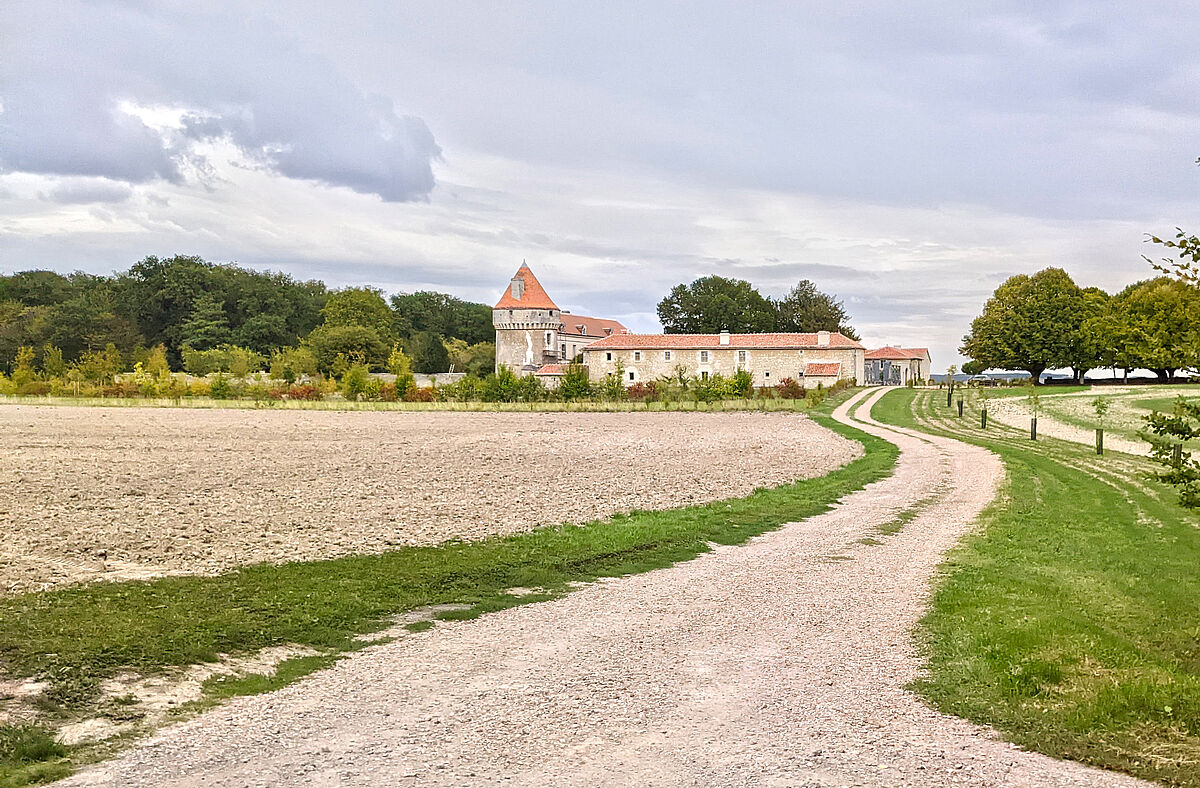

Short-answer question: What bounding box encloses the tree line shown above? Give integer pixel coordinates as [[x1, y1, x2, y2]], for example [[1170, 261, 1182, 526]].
[[0, 255, 496, 378], [961, 267, 1200, 383]]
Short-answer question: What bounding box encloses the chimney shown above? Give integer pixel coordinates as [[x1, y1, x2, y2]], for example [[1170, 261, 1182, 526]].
[[719, 330, 730, 346], [817, 330, 830, 347]]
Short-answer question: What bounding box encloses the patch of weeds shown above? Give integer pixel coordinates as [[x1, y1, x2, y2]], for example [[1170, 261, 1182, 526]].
[[857, 536, 883, 546], [404, 620, 434, 633], [0, 725, 72, 787], [200, 655, 341, 702]]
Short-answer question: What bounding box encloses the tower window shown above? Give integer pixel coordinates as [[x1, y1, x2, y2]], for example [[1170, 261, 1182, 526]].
[[633, 351, 641, 361], [606, 352, 613, 361], [664, 351, 672, 361], [700, 351, 709, 363]]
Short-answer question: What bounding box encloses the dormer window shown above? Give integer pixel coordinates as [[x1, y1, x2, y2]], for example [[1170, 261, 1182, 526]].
[[510, 277, 525, 300]]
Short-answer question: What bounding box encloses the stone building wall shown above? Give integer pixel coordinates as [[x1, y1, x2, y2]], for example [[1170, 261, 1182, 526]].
[[493, 308, 561, 371], [583, 345, 864, 387]]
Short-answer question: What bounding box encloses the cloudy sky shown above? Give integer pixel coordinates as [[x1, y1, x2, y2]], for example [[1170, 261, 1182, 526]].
[[2, 1, 1198, 365]]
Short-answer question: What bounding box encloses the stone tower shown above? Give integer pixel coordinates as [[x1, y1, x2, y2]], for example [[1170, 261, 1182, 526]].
[[493, 263, 563, 374]]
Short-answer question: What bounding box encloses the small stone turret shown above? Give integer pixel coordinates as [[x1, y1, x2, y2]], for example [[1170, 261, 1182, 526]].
[[493, 263, 563, 373]]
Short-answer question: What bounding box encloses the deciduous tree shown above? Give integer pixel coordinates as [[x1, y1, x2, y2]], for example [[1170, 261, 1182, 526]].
[[657, 276, 776, 333]]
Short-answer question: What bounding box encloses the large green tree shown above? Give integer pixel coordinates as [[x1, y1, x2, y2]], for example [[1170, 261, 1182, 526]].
[[1111, 277, 1200, 380], [321, 288, 394, 341], [772, 279, 859, 339], [960, 268, 1091, 384], [304, 324, 389, 373], [657, 276, 776, 333]]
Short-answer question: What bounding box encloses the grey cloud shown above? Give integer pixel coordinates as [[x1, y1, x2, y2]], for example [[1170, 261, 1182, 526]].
[[43, 179, 134, 204], [0, 1, 439, 201]]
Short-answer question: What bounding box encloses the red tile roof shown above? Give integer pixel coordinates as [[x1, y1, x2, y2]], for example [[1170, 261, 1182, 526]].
[[494, 264, 559, 310], [559, 312, 628, 339], [866, 346, 930, 360], [534, 364, 566, 375], [803, 362, 842, 377], [583, 332, 863, 351]]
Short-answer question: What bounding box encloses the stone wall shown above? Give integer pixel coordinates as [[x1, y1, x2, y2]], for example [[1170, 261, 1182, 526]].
[[583, 345, 864, 387]]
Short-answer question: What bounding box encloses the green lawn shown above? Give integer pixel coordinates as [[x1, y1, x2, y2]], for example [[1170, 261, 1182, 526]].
[[0, 393, 895, 786], [873, 388, 1200, 787]]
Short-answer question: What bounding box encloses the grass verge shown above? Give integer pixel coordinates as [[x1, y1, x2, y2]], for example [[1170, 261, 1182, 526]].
[[873, 388, 1200, 787], [0, 390, 896, 784]]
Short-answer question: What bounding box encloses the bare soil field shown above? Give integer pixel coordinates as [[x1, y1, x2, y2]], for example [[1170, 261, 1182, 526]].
[[0, 406, 858, 593]]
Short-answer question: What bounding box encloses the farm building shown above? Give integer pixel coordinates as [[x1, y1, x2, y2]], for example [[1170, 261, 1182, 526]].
[[582, 330, 864, 387], [864, 347, 931, 385], [493, 263, 868, 387]]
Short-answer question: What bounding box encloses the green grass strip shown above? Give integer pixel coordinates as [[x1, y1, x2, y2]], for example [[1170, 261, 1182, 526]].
[[873, 388, 1200, 788], [0, 395, 895, 725]]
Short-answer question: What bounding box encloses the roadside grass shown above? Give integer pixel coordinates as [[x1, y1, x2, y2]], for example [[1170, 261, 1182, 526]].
[[0, 390, 896, 783], [873, 388, 1200, 787], [0, 726, 70, 788]]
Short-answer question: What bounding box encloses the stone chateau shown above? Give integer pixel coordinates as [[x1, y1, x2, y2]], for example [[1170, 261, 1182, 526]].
[[494, 264, 924, 386]]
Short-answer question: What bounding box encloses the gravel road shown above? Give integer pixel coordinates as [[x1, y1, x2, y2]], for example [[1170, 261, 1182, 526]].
[[56, 389, 1148, 787], [0, 407, 856, 592]]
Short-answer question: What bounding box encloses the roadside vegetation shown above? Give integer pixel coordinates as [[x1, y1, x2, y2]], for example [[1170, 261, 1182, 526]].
[[873, 387, 1200, 787], [0, 390, 892, 786]]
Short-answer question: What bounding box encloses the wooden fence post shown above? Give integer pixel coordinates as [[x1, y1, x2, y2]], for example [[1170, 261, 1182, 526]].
[[1096, 428, 1103, 456], [957, 398, 963, 417], [1031, 417, 1037, 440], [981, 408, 987, 429], [1174, 443, 1184, 467]]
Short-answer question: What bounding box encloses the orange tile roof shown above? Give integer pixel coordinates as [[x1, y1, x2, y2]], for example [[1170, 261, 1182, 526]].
[[494, 264, 559, 310], [534, 364, 566, 375], [866, 346, 930, 360], [583, 332, 863, 351], [804, 362, 842, 377], [559, 312, 628, 339]]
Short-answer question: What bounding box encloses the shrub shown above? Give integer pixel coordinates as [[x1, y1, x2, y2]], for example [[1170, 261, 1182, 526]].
[[558, 363, 592, 400], [728, 368, 754, 398], [340, 364, 376, 400], [403, 386, 438, 402], [287, 384, 322, 401], [626, 381, 658, 401], [209, 374, 235, 400], [102, 382, 141, 398], [16, 381, 51, 396], [441, 375, 483, 402], [186, 380, 212, 398], [378, 383, 398, 402], [270, 346, 319, 384], [776, 377, 806, 399]]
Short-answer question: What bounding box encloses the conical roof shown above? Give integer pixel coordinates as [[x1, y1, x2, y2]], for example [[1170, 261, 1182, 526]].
[[494, 263, 559, 310]]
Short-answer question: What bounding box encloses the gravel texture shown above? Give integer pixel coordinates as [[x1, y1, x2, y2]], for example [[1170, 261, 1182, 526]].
[[0, 405, 858, 593], [54, 389, 1149, 788]]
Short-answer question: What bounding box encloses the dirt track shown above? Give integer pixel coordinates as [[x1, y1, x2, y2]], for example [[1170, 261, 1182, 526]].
[[56, 389, 1149, 787], [0, 406, 857, 592]]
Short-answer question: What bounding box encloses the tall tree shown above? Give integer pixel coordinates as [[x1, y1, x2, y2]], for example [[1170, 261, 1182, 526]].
[[657, 276, 776, 333], [321, 287, 394, 341], [772, 279, 859, 339], [179, 294, 232, 350], [408, 330, 450, 374], [960, 268, 1090, 384]]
